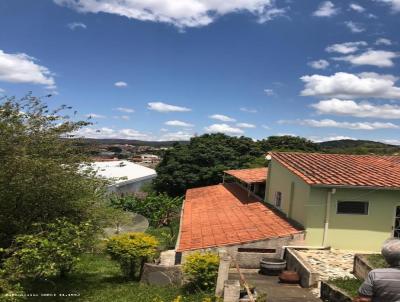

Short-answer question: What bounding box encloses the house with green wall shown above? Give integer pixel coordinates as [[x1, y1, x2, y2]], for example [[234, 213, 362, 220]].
[[265, 152, 400, 252]]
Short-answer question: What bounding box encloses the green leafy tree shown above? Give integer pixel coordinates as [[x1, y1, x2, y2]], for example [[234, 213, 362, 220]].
[[153, 133, 264, 196], [106, 232, 158, 279], [3, 219, 95, 280], [0, 94, 107, 247], [109, 193, 183, 228], [257, 135, 320, 153], [182, 252, 219, 292]]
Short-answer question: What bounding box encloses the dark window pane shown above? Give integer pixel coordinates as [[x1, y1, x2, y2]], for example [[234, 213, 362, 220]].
[[337, 201, 368, 215], [397, 206, 400, 217]]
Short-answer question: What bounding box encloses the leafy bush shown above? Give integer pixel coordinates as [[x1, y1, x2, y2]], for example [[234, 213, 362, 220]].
[[3, 218, 95, 280], [109, 193, 183, 228], [329, 277, 363, 298], [0, 275, 25, 302], [367, 254, 389, 269], [182, 252, 219, 292], [106, 232, 159, 279]]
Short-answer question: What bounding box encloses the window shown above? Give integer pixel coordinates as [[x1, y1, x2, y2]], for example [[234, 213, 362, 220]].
[[274, 191, 282, 208], [238, 248, 276, 253], [337, 201, 369, 215]]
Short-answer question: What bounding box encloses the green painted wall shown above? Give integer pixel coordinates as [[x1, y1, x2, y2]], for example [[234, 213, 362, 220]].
[[309, 187, 400, 251], [266, 159, 310, 227], [267, 158, 400, 251]]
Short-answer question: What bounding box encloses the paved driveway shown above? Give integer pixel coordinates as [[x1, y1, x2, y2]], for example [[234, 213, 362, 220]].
[[229, 270, 322, 302]]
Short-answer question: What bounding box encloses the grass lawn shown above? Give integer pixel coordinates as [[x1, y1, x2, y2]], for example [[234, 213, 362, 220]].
[[20, 253, 211, 302]]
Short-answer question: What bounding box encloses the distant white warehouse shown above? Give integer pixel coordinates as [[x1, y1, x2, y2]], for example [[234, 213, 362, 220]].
[[92, 160, 157, 193]]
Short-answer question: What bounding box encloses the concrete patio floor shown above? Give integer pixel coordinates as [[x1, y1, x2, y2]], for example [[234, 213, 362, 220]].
[[229, 269, 322, 302]]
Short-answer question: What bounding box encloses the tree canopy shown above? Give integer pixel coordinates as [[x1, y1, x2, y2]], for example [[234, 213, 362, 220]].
[[153, 134, 322, 196], [0, 94, 106, 248]]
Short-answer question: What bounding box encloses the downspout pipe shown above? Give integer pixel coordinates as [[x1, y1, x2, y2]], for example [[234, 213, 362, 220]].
[[322, 188, 336, 247]]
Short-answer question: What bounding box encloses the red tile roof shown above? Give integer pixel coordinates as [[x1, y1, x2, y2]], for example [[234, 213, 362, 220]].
[[271, 152, 400, 189], [177, 183, 301, 252], [224, 167, 268, 184]]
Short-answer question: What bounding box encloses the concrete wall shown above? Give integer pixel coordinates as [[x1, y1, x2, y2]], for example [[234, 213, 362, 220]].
[[285, 248, 319, 288], [181, 233, 305, 269], [320, 282, 352, 302], [266, 159, 310, 227], [308, 187, 400, 251], [108, 177, 154, 194], [353, 254, 373, 280]]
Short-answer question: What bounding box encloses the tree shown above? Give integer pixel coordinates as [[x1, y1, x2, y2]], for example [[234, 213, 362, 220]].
[[153, 133, 264, 196], [257, 135, 320, 153], [0, 94, 107, 248]]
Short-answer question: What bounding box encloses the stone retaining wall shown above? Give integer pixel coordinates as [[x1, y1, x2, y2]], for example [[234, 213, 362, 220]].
[[140, 263, 182, 286], [353, 254, 372, 280], [320, 282, 352, 302], [284, 248, 319, 288]]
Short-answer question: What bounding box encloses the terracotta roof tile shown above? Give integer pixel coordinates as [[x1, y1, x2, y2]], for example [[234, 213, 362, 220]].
[[224, 167, 268, 184], [177, 183, 301, 252], [271, 152, 400, 189]]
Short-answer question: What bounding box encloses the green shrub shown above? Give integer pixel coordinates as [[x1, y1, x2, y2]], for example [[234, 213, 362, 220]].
[[329, 277, 363, 298], [0, 274, 25, 302], [182, 252, 219, 292], [106, 232, 159, 279], [109, 193, 183, 228], [3, 218, 95, 280], [367, 254, 389, 269]]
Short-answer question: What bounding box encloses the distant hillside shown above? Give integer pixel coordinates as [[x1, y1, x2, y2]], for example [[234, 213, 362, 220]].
[[319, 139, 400, 155], [77, 138, 188, 147]]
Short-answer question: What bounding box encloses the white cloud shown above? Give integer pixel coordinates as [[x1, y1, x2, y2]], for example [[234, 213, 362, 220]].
[[334, 50, 399, 68], [312, 98, 400, 119], [349, 3, 365, 12], [376, 0, 400, 12], [344, 21, 365, 33], [300, 72, 400, 99], [381, 139, 400, 145], [262, 124, 271, 130], [74, 127, 152, 140], [148, 102, 191, 112], [114, 107, 135, 113], [204, 123, 244, 135], [114, 81, 127, 87], [326, 41, 367, 54], [376, 38, 392, 46], [313, 1, 338, 17], [309, 135, 355, 142], [67, 22, 87, 30], [240, 107, 258, 113], [119, 115, 130, 120], [54, 0, 287, 29], [0, 88, 4, 93], [308, 59, 330, 69], [209, 114, 236, 122], [264, 88, 275, 96], [0, 50, 55, 88], [85, 113, 106, 119], [285, 118, 399, 130], [236, 122, 256, 128], [165, 120, 194, 127], [159, 131, 193, 141]]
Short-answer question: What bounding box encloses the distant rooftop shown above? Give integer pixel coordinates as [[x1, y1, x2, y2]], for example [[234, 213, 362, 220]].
[[224, 167, 268, 184], [177, 183, 301, 252], [91, 160, 156, 185], [271, 152, 400, 189]]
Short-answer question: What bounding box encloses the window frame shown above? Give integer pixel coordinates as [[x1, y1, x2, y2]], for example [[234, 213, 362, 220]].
[[274, 191, 282, 208], [336, 200, 369, 215]]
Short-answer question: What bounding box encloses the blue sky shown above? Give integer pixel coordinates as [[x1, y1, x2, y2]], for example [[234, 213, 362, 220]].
[[1, 0, 400, 143]]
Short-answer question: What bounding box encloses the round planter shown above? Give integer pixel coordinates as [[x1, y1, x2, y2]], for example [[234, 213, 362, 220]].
[[260, 258, 287, 276]]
